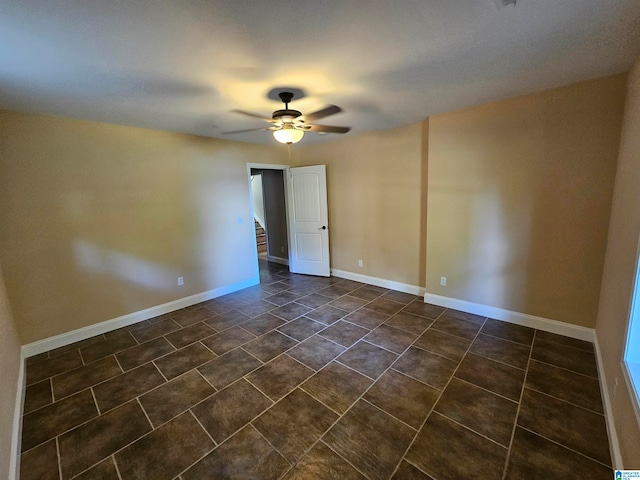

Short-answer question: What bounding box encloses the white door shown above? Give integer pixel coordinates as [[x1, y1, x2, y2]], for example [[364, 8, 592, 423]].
[[287, 165, 330, 276]]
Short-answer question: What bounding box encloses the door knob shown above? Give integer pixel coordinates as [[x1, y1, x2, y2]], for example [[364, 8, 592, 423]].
[[319, 226, 327, 230]]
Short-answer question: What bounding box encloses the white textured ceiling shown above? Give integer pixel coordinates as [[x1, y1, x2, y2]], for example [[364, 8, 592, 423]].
[[1, 0, 639, 144]]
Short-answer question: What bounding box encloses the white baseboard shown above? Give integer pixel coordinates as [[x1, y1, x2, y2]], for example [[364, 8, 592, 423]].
[[9, 352, 25, 480], [331, 269, 424, 296], [267, 255, 289, 266], [593, 333, 623, 469], [21, 276, 260, 358], [422, 292, 595, 342]]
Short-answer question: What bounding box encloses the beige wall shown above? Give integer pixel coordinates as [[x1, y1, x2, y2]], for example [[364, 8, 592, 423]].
[[0, 263, 22, 480], [0, 111, 285, 343], [596, 57, 640, 467], [426, 74, 627, 327], [296, 123, 426, 288]]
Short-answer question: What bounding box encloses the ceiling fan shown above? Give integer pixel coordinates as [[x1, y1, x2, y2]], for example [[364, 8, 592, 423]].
[[222, 91, 351, 144]]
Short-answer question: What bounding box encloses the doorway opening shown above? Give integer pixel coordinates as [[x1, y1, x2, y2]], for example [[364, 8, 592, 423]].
[[247, 164, 290, 283]]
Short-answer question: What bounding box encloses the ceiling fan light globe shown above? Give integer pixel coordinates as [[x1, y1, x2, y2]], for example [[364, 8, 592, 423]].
[[273, 128, 304, 145]]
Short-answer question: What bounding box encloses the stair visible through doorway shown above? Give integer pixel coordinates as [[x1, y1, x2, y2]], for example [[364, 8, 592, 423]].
[[255, 220, 267, 253]]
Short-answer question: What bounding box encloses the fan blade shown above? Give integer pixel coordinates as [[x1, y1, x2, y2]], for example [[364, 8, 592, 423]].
[[302, 105, 342, 122], [222, 127, 273, 134], [231, 109, 275, 123], [306, 124, 351, 134]]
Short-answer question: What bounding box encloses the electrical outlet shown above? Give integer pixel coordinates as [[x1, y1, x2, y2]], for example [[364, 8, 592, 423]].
[[177, 276, 184, 286], [440, 276, 447, 286], [358, 259, 363, 268]]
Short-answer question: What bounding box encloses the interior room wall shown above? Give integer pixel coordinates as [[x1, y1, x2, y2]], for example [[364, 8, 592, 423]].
[[0, 111, 284, 344], [596, 56, 640, 467], [0, 262, 22, 480], [295, 123, 425, 288], [426, 74, 627, 328]]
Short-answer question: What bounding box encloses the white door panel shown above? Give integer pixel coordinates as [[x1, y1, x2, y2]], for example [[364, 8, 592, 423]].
[[287, 165, 330, 276]]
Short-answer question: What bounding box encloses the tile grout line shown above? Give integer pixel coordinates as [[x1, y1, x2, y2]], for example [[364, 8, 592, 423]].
[[112, 454, 123, 480], [527, 357, 599, 380], [516, 424, 613, 469], [500, 329, 536, 480], [523, 385, 607, 416], [387, 312, 488, 480], [187, 409, 218, 447], [55, 436, 63, 480]]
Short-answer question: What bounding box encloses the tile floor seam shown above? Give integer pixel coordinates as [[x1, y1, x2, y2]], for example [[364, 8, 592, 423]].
[[387, 367, 444, 392], [169, 437, 218, 480], [112, 454, 123, 480], [89, 387, 101, 416], [527, 357, 599, 379], [152, 360, 170, 383], [55, 436, 63, 480], [317, 438, 378, 480], [136, 396, 155, 431], [428, 324, 481, 343], [188, 409, 218, 447], [500, 327, 536, 480], [360, 397, 418, 433], [242, 376, 278, 406], [194, 367, 218, 393], [462, 349, 527, 372], [387, 316, 488, 480], [250, 424, 294, 468], [515, 424, 613, 469], [522, 385, 606, 416], [534, 337, 594, 354], [476, 331, 534, 347], [450, 376, 520, 405]]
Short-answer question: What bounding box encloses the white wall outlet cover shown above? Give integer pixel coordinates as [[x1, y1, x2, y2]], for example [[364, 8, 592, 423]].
[[177, 276, 184, 286], [440, 277, 447, 286], [358, 259, 363, 267]]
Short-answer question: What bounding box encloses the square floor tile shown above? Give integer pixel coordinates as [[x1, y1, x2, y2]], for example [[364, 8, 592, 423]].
[[266, 291, 303, 306], [170, 306, 215, 327], [301, 361, 372, 414], [344, 309, 389, 330], [385, 311, 433, 336], [93, 362, 165, 413], [200, 326, 256, 355], [530, 339, 597, 378], [139, 370, 215, 427], [401, 301, 445, 319], [365, 369, 439, 429], [236, 299, 278, 318], [278, 317, 326, 341], [430, 314, 483, 340], [271, 302, 313, 321], [469, 334, 530, 369], [296, 292, 334, 309], [69, 456, 119, 480], [405, 413, 507, 480], [319, 320, 369, 347], [246, 355, 315, 401], [323, 399, 414, 480], [192, 378, 273, 443], [480, 318, 534, 346], [535, 331, 594, 352], [454, 353, 525, 401], [365, 297, 404, 316], [164, 321, 215, 349], [525, 359, 603, 413], [434, 377, 518, 446], [58, 400, 152, 479], [413, 328, 470, 362], [115, 337, 175, 371], [198, 348, 263, 390], [79, 333, 137, 364], [20, 439, 59, 480], [153, 342, 215, 380], [242, 313, 286, 335], [205, 310, 250, 331], [21, 389, 98, 452], [287, 335, 346, 371], [329, 295, 369, 313], [282, 442, 367, 480], [337, 341, 398, 379], [350, 285, 389, 301], [393, 347, 457, 389], [381, 291, 419, 305], [115, 411, 214, 480], [305, 304, 347, 325], [182, 425, 289, 480], [253, 388, 338, 463], [243, 330, 298, 362], [364, 324, 418, 354], [517, 388, 610, 465], [23, 379, 53, 414], [131, 318, 181, 343], [505, 427, 612, 479]]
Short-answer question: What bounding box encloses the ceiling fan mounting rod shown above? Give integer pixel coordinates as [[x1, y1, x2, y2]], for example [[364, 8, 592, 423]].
[[279, 91, 294, 109]]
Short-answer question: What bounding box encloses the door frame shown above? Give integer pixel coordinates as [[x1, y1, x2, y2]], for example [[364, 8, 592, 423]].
[[246, 163, 291, 274]]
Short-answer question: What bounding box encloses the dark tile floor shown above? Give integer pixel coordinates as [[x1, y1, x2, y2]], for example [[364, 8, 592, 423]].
[[20, 261, 613, 480]]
